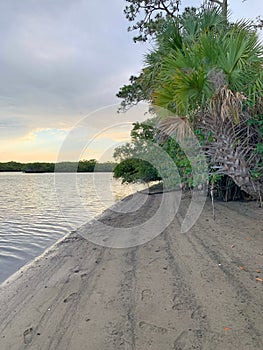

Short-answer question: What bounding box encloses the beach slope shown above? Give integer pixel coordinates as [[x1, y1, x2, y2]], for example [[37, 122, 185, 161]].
[[0, 193, 262, 349]]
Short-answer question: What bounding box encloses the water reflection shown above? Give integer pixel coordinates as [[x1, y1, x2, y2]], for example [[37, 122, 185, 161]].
[[0, 172, 145, 283]]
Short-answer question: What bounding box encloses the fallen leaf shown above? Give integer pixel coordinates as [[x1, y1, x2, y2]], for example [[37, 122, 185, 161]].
[[245, 237, 251, 241], [224, 327, 232, 331], [256, 269, 261, 273], [256, 277, 263, 282], [239, 266, 245, 271]]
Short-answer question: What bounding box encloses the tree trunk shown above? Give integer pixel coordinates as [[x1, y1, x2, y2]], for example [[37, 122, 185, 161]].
[[221, 0, 228, 19], [202, 86, 263, 201], [206, 123, 263, 199], [209, 0, 228, 19]]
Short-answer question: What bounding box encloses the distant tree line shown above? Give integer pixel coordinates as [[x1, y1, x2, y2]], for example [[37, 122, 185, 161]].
[[0, 160, 116, 173]]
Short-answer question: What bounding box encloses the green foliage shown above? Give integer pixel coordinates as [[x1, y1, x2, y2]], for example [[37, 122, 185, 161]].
[[130, 120, 156, 141], [94, 162, 117, 172], [161, 137, 192, 188], [119, 7, 263, 115], [123, 0, 230, 42], [118, 3, 263, 198], [113, 119, 157, 162], [0, 161, 23, 172], [113, 121, 206, 189], [124, 0, 180, 42], [0, 160, 117, 173], [23, 162, 55, 172], [113, 158, 160, 184], [113, 120, 161, 184], [77, 159, 97, 172], [119, 7, 228, 113], [113, 143, 136, 162], [152, 14, 262, 115], [116, 74, 150, 112]]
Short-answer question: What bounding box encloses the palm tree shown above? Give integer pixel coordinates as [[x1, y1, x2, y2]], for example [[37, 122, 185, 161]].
[[143, 7, 263, 199]]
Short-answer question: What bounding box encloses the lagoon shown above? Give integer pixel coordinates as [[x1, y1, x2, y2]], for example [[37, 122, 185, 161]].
[[0, 172, 144, 283]]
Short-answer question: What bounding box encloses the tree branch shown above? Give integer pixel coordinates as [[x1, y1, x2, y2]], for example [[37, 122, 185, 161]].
[[160, 0, 177, 18], [209, 0, 223, 5]]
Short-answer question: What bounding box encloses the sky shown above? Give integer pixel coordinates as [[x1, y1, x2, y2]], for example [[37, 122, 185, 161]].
[[0, 0, 262, 163]]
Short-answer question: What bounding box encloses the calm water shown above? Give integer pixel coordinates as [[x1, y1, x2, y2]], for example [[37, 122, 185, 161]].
[[0, 172, 144, 283]]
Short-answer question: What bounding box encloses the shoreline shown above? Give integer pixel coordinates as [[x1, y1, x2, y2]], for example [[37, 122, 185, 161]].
[[0, 233, 70, 288], [0, 192, 262, 349], [0, 173, 147, 285], [0, 189, 143, 287], [1, 190, 259, 287]]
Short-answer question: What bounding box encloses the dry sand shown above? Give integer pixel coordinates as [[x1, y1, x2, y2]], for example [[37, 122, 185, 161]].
[[0, 192, 262, 350]]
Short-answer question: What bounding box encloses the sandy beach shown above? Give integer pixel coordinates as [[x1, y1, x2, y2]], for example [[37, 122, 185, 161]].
[[0, 192, 262, 350]]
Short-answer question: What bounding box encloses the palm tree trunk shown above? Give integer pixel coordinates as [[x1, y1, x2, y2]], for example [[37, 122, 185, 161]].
[[206, 123, 263, 199], [209, 0, 228, 19]]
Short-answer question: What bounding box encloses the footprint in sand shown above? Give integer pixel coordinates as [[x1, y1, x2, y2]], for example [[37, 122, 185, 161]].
[[63, 292, 78, 303], [141, 289, 153, 302], [139, 321, 168, 334], [174, 329, 203, 349], [23, 327, 34, 344]]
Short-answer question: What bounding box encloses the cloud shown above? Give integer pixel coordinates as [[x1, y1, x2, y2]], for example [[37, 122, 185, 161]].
[[0, 0, 145, 125], [19, 127, 70, 142], [0, 0, 262, 161]]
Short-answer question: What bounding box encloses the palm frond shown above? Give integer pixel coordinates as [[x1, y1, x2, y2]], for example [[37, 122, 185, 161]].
[[217, 25, 263, 91], [209, 86, 245, 123], [156, 116, 192, 143]]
